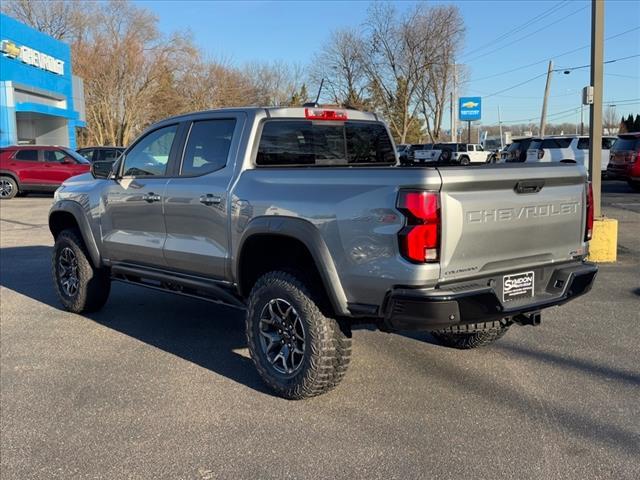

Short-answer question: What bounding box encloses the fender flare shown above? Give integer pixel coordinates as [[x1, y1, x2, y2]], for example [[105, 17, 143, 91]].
[[49, 200, 102, 268], [234, 216, 349, 316], [0, 170, 21, 189]]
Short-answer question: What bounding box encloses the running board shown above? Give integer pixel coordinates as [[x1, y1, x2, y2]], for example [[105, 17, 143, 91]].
[[110, 264, 246, 309]]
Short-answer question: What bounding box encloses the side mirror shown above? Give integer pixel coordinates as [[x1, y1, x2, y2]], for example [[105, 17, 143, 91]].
[[91, 160, 114, 180]]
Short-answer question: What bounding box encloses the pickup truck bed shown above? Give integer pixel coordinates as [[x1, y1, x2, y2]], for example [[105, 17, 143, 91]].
[[49, 106, 596, 399]]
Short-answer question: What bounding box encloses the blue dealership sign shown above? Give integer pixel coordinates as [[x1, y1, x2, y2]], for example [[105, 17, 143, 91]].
[[459, 97, 481, 121]]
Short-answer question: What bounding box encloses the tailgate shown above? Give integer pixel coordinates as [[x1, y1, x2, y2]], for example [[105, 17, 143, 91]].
[[436, 164, 587, 282]]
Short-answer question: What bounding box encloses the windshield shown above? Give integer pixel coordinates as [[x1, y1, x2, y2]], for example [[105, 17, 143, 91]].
[[62, 148, 90, 164], [612, 137, 640, 151]]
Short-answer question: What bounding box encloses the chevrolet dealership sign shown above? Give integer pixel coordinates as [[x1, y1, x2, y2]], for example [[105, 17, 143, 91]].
[[459, 96, 482, 122], [1, 39, 64, 75]]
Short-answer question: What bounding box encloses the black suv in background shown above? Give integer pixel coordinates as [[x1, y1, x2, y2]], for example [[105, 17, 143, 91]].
[[501, 137, 534, 162], [77, 146, 125, 164]]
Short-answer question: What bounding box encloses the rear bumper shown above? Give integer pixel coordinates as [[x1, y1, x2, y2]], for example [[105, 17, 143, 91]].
[[382, 261, 597, 331]]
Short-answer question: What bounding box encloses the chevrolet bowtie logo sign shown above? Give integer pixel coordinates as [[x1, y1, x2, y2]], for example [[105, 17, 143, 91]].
[[1, 39, 65, 75], [459, 96, 482, 122]]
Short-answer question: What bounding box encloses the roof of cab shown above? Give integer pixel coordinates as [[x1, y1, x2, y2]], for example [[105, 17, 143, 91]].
[[157, 106, 380, 124]]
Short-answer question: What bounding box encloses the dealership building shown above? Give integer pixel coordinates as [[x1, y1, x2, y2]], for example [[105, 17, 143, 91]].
[[0, 13, 85, 149]]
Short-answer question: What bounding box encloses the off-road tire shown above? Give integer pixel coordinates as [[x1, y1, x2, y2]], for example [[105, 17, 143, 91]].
[[246, 271, 351, 399], [52, 229, 111, 313], [0, 176, 18, 200], [459, 155, 470, 165], [431, 320, 511, 349]]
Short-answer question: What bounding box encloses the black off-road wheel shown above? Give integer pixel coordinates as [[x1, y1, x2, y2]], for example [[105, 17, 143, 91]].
[[459, 155, 471, 165], [52, 229, 111, 313], [0, 176, 18, 200], [431, 320, 511, 349], [246, 271, 352, 399]]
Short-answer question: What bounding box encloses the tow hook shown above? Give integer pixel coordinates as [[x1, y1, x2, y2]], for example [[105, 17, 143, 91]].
[[513, 311, 541, 326]]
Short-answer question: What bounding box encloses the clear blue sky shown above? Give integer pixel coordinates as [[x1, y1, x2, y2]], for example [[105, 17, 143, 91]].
[[136, 0, 640, 126]]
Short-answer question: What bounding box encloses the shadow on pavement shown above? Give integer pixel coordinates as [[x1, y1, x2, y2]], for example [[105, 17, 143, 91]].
[[0, 245, 269, 395], [494, 342, 640, 387], [2, 244, 639, 450]]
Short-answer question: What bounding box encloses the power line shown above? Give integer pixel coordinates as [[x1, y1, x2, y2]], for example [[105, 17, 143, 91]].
[[481, 55, 640, 99], [466, 4, 589, 64], [460, 1, 569, 59], [467, 26, 640, 83]]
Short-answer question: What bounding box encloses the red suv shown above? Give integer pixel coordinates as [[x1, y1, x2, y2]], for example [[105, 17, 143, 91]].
[[0, 146, 90, 199], [607, 133, 640, 192]]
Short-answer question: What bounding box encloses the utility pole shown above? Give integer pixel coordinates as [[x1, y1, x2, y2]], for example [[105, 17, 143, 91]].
[[451, 63, 457, 142], [589, 0, 604, 218], [539, 60, 554, 137], [498, 105, 504, 149]]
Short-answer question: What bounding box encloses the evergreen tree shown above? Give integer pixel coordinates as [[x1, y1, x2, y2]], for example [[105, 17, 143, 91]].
[[626, 114, 635, 131], [633, 114, 640, 132]]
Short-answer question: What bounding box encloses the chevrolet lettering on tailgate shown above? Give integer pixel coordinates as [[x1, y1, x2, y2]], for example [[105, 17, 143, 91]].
[[466, 201, 580, 224]]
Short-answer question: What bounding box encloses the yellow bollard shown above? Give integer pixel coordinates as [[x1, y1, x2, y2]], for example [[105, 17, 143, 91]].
[[587, 218, 618, 263]]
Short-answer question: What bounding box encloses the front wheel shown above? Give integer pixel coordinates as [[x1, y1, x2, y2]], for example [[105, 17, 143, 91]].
[[0, 176, 18, 199], [52, 229, 111, 313], [431, 320, 511, 349], [246, 271, 352, 399]]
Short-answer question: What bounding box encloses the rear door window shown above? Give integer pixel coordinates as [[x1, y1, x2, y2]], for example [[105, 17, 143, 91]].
[[181, 119, 236, 175], [44, 150, 68, 162], [78, 149, 95, 161], [256, 121, 394, 166], [15, 149, 39, 161]]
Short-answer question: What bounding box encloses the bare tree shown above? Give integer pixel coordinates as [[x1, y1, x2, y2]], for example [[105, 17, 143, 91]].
[[243, 61, 305, 106], [414, 5, 465, 142], [311, 28, 368, 108], [603, 105, 618, 134], [1, 0, 90, 41], [358, 3, 464, 144]]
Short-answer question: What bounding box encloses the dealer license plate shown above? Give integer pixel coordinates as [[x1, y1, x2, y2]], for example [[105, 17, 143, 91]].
[[503, 271, 534, 302]]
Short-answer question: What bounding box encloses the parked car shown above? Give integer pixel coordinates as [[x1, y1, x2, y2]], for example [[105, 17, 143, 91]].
[[501, 137, 534, 163], [432, 143, 488, 164], [0, 145, 90, 199], [606, 132, 640, 191], [525, 136, 616, 173], [49, 106, 596, 399], [399, 144, 432, 164], [77, 146, 125, 164]]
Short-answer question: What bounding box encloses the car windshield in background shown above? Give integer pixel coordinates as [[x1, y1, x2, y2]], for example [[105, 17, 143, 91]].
[[256, 121, 395, 166], [612, 137, 640, 151], [63, 148, 90, 164]]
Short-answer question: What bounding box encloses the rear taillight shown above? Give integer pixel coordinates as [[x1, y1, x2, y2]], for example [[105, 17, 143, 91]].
[[537, 149, 544, 160], [397, 191, 440, 263], [585, 182, 594, 241], [304, 108, 348, 121]]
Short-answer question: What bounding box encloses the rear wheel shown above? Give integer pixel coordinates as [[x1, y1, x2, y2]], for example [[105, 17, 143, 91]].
[[431, 320, 511, 349], [0, 176, 18, 200], [246, 271, 351, 399], [52, 229, 111, 313], [459, 155, 470, 165]]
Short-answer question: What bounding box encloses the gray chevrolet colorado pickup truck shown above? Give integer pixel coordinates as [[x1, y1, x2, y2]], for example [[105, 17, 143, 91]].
[[49, 107, 597, 399]]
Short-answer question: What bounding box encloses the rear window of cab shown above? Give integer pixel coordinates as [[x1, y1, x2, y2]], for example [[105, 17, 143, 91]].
[[256, 120, 396, 167]]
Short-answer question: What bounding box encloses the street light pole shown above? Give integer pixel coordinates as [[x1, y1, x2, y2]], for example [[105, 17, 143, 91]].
[[589, 0, 604, 218], [539, 60, 554, 137]]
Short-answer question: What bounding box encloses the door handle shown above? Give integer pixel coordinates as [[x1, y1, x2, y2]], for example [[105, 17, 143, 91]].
[[199, 194, 222, 206], [142, 192, 161, 203]]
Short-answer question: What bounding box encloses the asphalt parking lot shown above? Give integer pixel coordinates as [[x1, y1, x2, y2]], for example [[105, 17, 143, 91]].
[[1, 182, 639, 480]]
